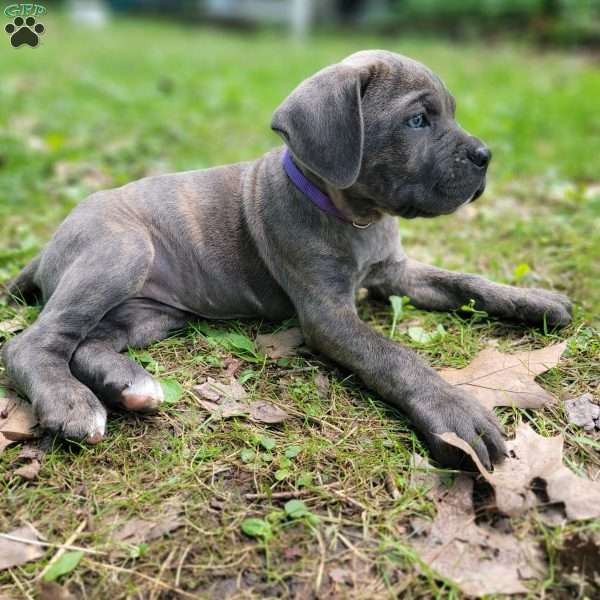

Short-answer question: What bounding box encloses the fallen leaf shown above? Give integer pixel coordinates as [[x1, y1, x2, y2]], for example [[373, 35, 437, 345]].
[[0, 393, 37, 454], [314, 373, 330, 399], [565, 393, 599, 431], [193, 378, 290, 423], [0, 524, 45, 570], [247, 400, 290, 423], [411, 474, 546, 596], [439, 342, 566, 410], [111, 510, 182, 545], [440, 424, 600, 521], [14, 459, 41, 480], [17, 443, 45, 461], [223, 357, 242, 377], [38, 581, 77, 600], [12, 441, 46, 480], [256, 328, 304, 359], [194, 377, 246, 402], [197, 398, 248, 419]]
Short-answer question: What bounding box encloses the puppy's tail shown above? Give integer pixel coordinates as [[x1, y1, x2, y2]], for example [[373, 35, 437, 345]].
[[3, 255, 42, 305]]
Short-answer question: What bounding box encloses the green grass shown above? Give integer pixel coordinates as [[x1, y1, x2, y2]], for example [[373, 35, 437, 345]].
[[1, 14, 599, 599]]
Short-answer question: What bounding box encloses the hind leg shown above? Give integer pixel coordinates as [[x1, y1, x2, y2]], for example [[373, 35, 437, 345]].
[[2, 237, 153, 442], [71, 299, 191, 412]]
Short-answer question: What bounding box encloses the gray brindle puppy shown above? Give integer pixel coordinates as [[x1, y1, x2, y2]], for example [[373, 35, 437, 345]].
[[3, 50, 572, 468]]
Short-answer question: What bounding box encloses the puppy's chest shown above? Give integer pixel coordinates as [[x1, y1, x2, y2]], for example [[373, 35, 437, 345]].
[[350, 219, 403, 283]]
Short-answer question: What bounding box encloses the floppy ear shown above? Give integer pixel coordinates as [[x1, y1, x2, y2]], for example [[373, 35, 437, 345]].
[[271, 64, 365, 189]]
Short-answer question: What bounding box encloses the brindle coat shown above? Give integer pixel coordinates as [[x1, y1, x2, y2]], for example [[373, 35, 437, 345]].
[[3, 50, 571, 468]]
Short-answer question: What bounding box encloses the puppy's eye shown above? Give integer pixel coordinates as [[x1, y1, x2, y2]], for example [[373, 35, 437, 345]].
[[405, 113, 428, 129]]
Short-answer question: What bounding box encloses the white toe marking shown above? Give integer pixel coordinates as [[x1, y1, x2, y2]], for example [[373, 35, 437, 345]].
[[124, 378, 164, 403], [93, 409, 107, 436]]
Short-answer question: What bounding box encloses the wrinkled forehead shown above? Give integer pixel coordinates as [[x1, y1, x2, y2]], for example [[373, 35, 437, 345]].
[[343, 50, 455, 112]]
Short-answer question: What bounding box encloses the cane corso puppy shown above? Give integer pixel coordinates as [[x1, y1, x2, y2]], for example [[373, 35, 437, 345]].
[[3, 50, 572, 468]]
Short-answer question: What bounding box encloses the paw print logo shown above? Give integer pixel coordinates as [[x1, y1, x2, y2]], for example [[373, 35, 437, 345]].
[[5, 16, 45, 48]]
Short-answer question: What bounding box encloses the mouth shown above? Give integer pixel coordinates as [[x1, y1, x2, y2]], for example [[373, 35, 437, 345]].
[[469, 180, 486, 203]]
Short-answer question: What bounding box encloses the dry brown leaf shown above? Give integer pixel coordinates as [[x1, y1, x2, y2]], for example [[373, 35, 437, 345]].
[[0, 524, 45, 570], [193, 377, 290, 423], [411, 474, 546, 596], [439, 342, 566, 410], [565, 393, 599, 431], [12, 442, 46, 480], [197, 398, 248, 419], [440, 424, 600, 521], [14, 459, 41, 480], [111, 510, 182, 545], [247, 400, 290, 424], [38, 582, 77, 600], [0, 393, 37, 454], [256, 328, 304, 359], [194, 377, 246, 402], [198, 399, 290, 423], [223, 357, 242, 377], [315, 373, 330, 399]]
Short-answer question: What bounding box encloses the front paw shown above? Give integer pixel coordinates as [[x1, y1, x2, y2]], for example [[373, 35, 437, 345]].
[[518, 288, 572, 328], [410, 387, 506, 470], [33, 383, 107, 443]]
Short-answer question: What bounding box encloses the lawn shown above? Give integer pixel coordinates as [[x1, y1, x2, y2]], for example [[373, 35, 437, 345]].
[[1, 13, 599, 599]]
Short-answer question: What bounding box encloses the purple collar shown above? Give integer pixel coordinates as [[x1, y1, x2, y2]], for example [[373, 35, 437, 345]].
[[282, 148, 371, 228]]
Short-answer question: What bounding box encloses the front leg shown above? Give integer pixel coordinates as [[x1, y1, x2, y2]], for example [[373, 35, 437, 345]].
[[296, 294, 506, 469], [368, 258, 572, 328]]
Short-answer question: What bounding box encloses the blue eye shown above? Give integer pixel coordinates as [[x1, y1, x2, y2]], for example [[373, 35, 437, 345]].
[[405, 113, 428, 128]]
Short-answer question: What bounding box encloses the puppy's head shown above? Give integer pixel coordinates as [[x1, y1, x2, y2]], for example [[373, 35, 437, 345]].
[[272, 50, 491, 219]]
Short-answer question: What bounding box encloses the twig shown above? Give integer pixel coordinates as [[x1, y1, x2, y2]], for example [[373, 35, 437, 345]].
[[244, 489, 314, 500], [150, 547, 176, 600], [0, 533, 105, 555], [86, 559, 200, 599], [313, 526, 326, 595], [384, 472, 401, 500], [37, 519, 87, 581], [175, 544, 192, 588], [9, 570, 33, 600], [329, 488, 369, 511], [244, 482, 339, 500], [336, 532, 370, 562]]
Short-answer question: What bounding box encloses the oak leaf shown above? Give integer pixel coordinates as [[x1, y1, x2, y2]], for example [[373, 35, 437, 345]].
[[0, 392, 37, 454], [411, 473, 546, 596], [256, 328, 304, 359], [0, 524, 44, 571], [440, 424, 600, 521], [439, 342, 566, 410]]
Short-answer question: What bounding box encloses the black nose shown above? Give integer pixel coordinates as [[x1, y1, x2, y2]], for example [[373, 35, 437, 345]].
[[467, 145, 491, 168]]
